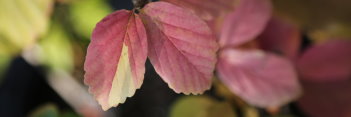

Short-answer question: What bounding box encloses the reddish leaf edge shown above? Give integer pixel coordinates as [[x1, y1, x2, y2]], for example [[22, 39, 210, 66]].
[[85, 10, 148, 111], [139, 1, 218, 95]]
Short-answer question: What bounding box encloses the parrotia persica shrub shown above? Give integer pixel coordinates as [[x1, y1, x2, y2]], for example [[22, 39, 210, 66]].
[[84, 1, 218, 110], [85, 0, 302, 111]]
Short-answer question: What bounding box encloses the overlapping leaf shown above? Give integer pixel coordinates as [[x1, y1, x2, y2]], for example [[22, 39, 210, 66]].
[[297, 39, 351, 117], [84, 10, 147, 110], [161, 0, 236, 21], [217, 49, 301, 107], [220, 0, 272, 47], [140, 2, 218, 94], [297, 39, 351, 82], [257, 18, 301, 59]]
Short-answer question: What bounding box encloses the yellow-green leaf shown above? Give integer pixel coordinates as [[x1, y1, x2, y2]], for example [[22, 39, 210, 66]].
[[38, 21, 74, 71], [29, 103, 59, 117], [0, 0, 53, 54], [69, 0, 111, 39], [170, 96, 236, 117]]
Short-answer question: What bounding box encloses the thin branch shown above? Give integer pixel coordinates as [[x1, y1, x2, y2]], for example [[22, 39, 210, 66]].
[[132, 0, 150, 10]]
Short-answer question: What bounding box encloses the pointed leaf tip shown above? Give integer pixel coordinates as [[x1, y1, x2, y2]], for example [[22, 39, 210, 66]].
[[140, 1, 219, 94], [84, 10, 147, 110]]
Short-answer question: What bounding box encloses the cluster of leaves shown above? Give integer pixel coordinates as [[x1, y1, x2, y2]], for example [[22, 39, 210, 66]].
[[85, 0, 299, 111], [84, 1, 218, 110], [85, 0, 351, 116], [1, 0, 351, 116]]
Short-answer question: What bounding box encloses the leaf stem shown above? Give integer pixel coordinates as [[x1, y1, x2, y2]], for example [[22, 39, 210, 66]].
[[132, 0, 150, 10]]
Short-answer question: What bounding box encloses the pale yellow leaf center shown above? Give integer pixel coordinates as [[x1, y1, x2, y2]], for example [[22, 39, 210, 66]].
[[108, 43, 135, 108]]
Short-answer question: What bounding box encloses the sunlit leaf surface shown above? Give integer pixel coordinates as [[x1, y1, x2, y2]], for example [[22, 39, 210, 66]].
[[140, 1, 218, 94], [84, 10, 148, 110]]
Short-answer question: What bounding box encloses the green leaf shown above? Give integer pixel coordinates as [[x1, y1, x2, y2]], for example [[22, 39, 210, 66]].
[[61, 111, 81, 117], [170, 96, 236, 117], [0, 55, 11, 84], [38, 21, 74, 71], [208, 102, 237, 117], [69, 0, 111, 39], [0, 0, 53, 53], [171, 96, 214, 117], [243, 106, 259, 117], [29, 103, 59, 117]]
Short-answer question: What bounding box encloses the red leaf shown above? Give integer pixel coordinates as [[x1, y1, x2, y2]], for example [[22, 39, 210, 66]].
[[298, 81, 351, 117], [220, 0, 272, 47], [217, 49, 301, 107], [140, 2, 219, 94], [297, 39, 351, 82], [161, 0, 236, 21], [84, 10, 147, 110], [161, 0, 237, 36], [257, 17, 301, 59]]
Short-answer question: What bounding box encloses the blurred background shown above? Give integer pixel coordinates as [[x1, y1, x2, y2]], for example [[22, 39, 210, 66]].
[[0, 0, 351, 117]]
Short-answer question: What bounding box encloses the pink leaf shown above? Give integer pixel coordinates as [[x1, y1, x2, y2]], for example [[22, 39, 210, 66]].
[[140, 2, 219, 94], [161, 0, 236, 21], [257, 17, 301, 59], [217, 49, 301, 107], [297, 39, 351, 82], [220, 0, 272, 47], [161, 0, 237, 36], [84, 10, 147, 110]]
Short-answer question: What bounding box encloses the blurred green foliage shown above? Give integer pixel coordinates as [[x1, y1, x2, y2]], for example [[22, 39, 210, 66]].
[[29, 103, 80, 117], [69, 0, 112, 39], [170, 96, 236, 117], [0, 0, 53, 53], [0, 0, 112, 75], [60, 112, 80, 117], [29, 103, 59, 117], [37, 20, 74, 71], [0, 0, 54, 82], [0, 55, 11, 83], [273, 0, 351, 42]]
